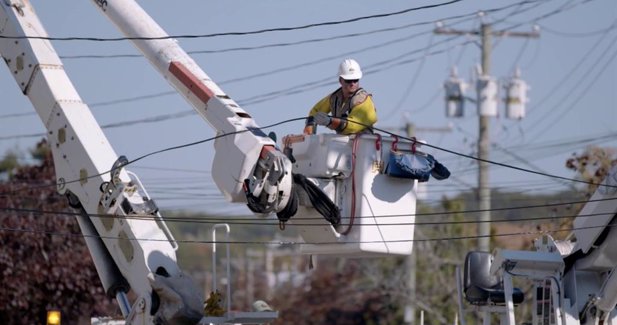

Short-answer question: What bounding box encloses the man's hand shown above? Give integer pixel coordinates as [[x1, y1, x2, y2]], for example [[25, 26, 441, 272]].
[[314, 112, 332, 126]]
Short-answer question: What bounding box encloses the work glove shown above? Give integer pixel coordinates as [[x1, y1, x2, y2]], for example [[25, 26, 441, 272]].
[[313, 112, 332, 126]]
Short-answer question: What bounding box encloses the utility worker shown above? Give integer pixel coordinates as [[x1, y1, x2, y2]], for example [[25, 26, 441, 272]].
[[303, 59, 377, 135]]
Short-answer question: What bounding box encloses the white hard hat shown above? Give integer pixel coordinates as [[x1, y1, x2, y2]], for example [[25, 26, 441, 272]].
[[338, 58, 363, 80]]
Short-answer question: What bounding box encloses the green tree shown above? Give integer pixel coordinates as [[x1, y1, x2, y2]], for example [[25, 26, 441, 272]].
[[270, 257, 402, 325], [0, 149, 19, 177], [30, 140, 52, 163], [0, 140, 117, 324], [566, 145, 617, 195], [412, 197, 473, 325]]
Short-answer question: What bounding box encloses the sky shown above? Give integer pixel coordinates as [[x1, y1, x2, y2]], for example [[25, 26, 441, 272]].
[[0, 0, 616, 215]]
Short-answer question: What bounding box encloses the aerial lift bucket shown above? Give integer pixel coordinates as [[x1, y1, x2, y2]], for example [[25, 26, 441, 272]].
[[284, 133, 418, 257]]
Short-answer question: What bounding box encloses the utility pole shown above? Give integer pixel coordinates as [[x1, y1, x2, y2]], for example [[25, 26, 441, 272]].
[[478, 23, 492, 253], [395, 122, 452, 325], [435, 21, 539, 252]]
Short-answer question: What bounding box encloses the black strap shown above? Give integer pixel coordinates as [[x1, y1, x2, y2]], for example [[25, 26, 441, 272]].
[[292, 173, 341, 226]]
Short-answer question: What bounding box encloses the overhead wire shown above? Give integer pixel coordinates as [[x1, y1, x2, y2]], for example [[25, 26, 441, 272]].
[[373, 0, 594, 124], [3, 161, 575, 198], [456, 130, 617, 168], [492, 1, 611, 132], [443, 134, 617, 175], [485, 0, 595, 57], [35, 0, 534, 119], [0, 209, 609, 228], [384, 34, 435, 122], [0, 116, 300, 197], [141, 129, 597, 200], [0, 13, 476, 123], [6, 189, 575, 209], [60, 12, 481, 60], [370, 124, 617, 189], [424, 179, 570, 193], [0, 196, 612, 225], [0, 117, 617, 202], [0, 217, 615, 245], [517, 32, 617, 140], [508, 38, 530, 74], [0, 1, 463, 42], [0, 110, 197, 140], [2, 1, 612, 238], [400, 129, 612, 185], [55, 1, 547, 61], [406, 87, 443, 114], [491, 143, 578, 191], [500, 0, 598, 33], [129, 165, 211, 174], [528, 45, 617, 139], [239, 37, 472, 106], [0, 0, 545, 122], [523, 19, 617, 118], [0, 0, 556, 137], [509, 131, 617, 153], [1, 0, 612, 194], [538, 19, 617, 38]]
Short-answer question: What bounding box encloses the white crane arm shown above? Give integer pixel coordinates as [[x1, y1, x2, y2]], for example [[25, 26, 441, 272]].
[[0, 1, 203, 324], [570, 166, 617, 325], [91, 0, 294, 215]]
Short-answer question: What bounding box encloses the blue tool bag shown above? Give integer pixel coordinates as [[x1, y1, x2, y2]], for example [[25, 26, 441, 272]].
[[385, 150, 435, 182]]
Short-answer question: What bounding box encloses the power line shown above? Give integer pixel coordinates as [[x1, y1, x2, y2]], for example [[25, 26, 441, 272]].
[[371, 125, 617, 189], [60, 14, 475, 60], [0, 24, 466, 122], [384, 34, 435, 122], [523, 23, 616, 120], [57, 1, 545, 60], [0, 1, 565, 123], [0, 117, 303, 196], [521, 33, 617, 137], [0, 195, 611, 223], [239, 38, 472, 106], [538, 19, 617, 38], [0, 207, 610, 227], [1, 115, 616, 201], [0, 220, 614, 245], [0, 110, 197, 140], [530, 46, 617, 139], [0, 1, 462, 42]]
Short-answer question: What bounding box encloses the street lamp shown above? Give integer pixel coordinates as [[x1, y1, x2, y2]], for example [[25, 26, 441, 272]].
[[47, 309, 61, 325]]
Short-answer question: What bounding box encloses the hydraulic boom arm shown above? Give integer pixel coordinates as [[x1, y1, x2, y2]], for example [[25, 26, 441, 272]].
[[91, 0, 294, 216], [1, 0, 418, 323], [1, 0, 296, 323], [0, 1, 203, 324]]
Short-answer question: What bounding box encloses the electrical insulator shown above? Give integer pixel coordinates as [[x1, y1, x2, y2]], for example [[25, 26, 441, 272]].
[[444, 66, 466, 118], [476, 75, 498, 117], [504, 68, 529, 120]]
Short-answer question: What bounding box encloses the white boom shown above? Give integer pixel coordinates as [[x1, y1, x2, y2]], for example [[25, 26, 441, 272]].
[[90, 0, 294, 216], [0, 1, 203, 324], [1, 0, 423, 324], [458, 166, 617, 325], [92, 0, 418, 258]]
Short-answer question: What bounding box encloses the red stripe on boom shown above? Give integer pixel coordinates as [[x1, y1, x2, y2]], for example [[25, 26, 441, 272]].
[[168, 61, 214, 103]]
